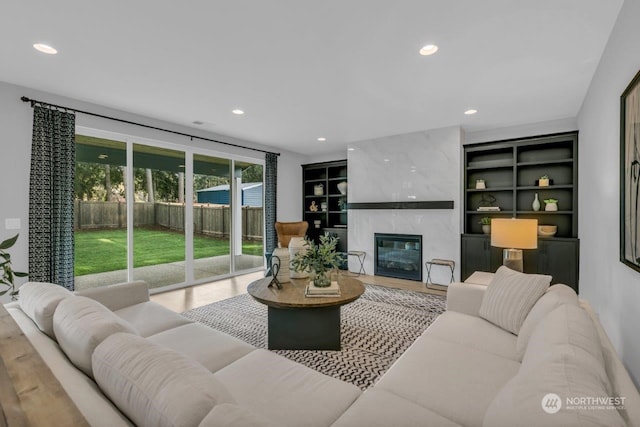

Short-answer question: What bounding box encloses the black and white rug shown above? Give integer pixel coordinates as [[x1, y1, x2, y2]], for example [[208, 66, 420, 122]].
[[182, 284, 446, 390]]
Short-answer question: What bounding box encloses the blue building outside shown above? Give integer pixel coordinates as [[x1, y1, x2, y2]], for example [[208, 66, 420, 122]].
[[196, 182, 263, 207]]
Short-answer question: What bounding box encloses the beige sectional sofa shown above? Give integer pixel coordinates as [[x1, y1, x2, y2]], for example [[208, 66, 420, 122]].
[[5, 269, 640, 427]]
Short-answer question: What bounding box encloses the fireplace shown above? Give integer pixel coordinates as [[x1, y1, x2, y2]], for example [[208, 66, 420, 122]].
[[374, 233, 423, 281]]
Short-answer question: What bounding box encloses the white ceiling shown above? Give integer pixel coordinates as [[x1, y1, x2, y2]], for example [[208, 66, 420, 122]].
[[0, 1, 623, 155]]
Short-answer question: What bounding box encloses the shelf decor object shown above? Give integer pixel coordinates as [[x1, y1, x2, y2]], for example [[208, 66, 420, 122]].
[[491, 218, 538, 272], [532, 193, 541, 211], [337, 181, 348, 195], [544, 198, 558, 211], [620, 68, 640, 273]]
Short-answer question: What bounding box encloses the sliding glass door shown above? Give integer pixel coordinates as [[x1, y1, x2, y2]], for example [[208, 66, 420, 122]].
[[132, 144, 186, 288], [193, 154, 232, 282], [74, 135, 128, 290], [74, 131, 265, 292]]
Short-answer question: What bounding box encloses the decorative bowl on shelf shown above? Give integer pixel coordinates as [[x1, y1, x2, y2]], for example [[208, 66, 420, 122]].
[[537, 225, 557, 237]]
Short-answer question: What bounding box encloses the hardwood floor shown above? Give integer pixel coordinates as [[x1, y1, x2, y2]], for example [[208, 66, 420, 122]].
[[151, 270, 447, 313]]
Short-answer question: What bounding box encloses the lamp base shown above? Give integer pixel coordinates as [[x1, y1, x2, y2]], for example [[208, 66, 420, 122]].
[[502, 248, 523, 272]]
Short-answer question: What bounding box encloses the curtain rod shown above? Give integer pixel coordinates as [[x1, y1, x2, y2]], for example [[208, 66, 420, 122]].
[[20, 96, 280, 157]]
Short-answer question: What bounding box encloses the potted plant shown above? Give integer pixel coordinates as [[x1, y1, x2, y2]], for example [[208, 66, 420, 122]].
[[1, 234, 28, 301], [480, 217, 492, 235], [291, 233, 344, 287], [538, 175, 550, 187], [544, 198, 559, 211]]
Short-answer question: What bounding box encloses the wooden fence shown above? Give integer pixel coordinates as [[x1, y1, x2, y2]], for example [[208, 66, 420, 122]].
[[74, 201, 263, 240]]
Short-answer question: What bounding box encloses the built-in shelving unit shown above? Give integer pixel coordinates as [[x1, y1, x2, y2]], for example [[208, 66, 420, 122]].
[[461, 132, 580, 291], [302, 160, 348, 251]]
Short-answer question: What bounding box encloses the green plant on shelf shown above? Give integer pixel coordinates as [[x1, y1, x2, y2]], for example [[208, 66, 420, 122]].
[[479, 217, 491, 225], [544, 198, 558, 204]]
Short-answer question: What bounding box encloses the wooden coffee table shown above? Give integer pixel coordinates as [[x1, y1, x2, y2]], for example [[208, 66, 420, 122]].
[[247, 276, 365, 350]]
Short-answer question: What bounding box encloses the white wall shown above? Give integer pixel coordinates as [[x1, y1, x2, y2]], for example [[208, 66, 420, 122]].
[[577, 0, 640, 386], [347, 127, 462, 282], [0, 81, 305, 296]]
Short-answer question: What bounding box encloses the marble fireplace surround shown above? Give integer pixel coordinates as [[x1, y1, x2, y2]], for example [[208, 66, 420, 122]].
[[347, 126, 462, 283]]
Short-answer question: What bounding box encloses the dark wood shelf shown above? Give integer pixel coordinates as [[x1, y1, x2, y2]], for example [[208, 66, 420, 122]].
[[517, 185, 573, 190], [516, 210, 573, 214], [462, 131, 579, 292], [302, 160, 348, 247], [517, 159, 573, 167], [466, 187, 513, 192]]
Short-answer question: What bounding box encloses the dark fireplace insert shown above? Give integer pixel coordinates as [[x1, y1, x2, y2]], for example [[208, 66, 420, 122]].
[[374, 233, 422, 281]]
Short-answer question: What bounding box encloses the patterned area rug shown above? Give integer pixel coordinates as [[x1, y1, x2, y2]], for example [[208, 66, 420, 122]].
[[182, 284, 446, 390]]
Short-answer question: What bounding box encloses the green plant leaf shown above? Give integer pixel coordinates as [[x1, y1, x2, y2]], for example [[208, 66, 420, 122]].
[[0, 234, 19, 250], [14, 272, 29, 277]]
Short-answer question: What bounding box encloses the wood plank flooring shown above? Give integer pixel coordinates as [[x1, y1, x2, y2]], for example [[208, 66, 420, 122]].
[[151, 271, 446, 312]]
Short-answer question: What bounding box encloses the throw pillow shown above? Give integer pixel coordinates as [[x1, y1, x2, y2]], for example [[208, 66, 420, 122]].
[[515, 284, 579, 360], [478, 266, 551, 335], [93, 333, 235, 427], [53, 296, 138, 377], [19, 281, 74, 338]]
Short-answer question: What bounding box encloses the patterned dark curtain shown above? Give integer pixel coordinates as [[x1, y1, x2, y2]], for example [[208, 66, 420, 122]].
[[264, 152, 278, 254], [29, 106, 76, 290]]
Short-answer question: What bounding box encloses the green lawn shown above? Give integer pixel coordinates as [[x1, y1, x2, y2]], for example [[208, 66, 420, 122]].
[[75, 228, 263, 276]]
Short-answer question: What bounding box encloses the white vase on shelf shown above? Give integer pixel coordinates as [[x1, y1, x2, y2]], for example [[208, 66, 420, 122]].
[[337, 181, 348, 195], [532, 193, 541, 211]]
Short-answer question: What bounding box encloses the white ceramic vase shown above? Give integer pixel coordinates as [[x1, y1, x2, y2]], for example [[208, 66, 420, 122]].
[[337, 181, 348, 195], [545, 202, 558, 212], [532, 193, 541, 211], [288, 237, 309, 279]]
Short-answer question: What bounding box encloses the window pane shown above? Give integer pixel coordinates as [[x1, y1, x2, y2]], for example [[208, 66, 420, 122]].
[[193, 154, 231, 281], [234, 160, 264, 271], [74, 135, 128, 290], [133, 144, 185, 288]]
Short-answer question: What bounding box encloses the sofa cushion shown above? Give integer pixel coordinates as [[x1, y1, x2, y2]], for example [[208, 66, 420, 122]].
[[114, 301, 192, 337], [522, 304, 606, 372], [147, 323, 255, 372], [19, 281, 73, 338], [479, 266, 551, 335], [6, 305, 134, 427], [214, 350, 361, 427], [516, 284, 579, 360], [198, 404, 277, 427], [425, 311, 518, 361], [53, 296, 138, 378], [332, 389, 462, 427], [93, 333, 235, 427], [375, 335, 521, 427], [483, 345, 625, 427]]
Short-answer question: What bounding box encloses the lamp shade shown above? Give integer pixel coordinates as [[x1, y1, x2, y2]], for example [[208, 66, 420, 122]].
[[491, 218, 538, 249]]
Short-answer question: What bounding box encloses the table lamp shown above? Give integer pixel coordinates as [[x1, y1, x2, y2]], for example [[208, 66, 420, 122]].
[[490, 218, 538, 272]]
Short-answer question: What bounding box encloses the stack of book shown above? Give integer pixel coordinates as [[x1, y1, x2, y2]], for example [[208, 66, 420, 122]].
[[477, 206, 501, 211], [305, 281, 341, 297]]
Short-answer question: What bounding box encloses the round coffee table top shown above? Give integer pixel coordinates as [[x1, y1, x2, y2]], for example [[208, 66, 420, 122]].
[[247, 276, 365, 309]]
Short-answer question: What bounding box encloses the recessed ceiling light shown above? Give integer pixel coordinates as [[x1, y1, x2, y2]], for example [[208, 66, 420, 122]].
[[232, 109, 244, 115], [383, 159, 390, 162], [464, 109, 478, 115], [317, 137, 326, 142], [33, 43, 58, 54], [419, 44, 438, 56], [347, 148, 355, 151]]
